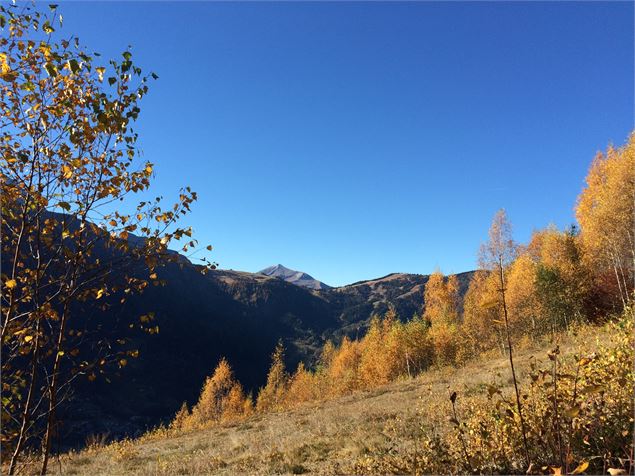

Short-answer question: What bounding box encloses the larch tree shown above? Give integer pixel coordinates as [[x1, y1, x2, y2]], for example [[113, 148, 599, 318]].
[[285, 362, 317, 406], [0, 4, 212, 473], [576, 134, 634, 307], [326, 336, 362, 397], [256, 341, 289, 412], [189, 358, 236, 426]]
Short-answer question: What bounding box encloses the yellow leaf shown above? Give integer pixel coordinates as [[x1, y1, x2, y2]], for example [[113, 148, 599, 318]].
[[571, 461, 589, 474], [5, 279, 16, 289], [119, 358, 128, 367], [62, 165, 73, 179], [96, 288, 105, 299], [57, 350, 65, 357], [564, 406, 580, 418], [144, 164, 153, 174], [149, 273, 157, 280], [24, 335, 33, 343]]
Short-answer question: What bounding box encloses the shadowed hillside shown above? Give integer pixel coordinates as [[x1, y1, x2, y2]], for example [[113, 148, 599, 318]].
[[58, 254, 473, 446]]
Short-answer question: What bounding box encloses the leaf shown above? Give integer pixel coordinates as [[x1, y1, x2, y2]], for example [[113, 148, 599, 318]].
[[67, 59, 79, 74], [24, 335, 33, 343], [549, 467, 562, 475], [62, 165, 73, 179], [571, 461, 589, 474], [96, 288, 105, 299], [206, 245, 213, 251], [119, 358, 128, 367], [564, 405, 581, 418], [5, 279, 16, 289], [58, 201, 71, 211]]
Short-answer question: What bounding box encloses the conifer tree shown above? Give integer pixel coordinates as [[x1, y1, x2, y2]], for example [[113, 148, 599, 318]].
[[256, 341, 289, 412], [190, 358, 237, 427]]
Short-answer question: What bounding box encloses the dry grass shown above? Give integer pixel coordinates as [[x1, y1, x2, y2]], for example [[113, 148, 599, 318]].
[[50, 323, 612, 475]]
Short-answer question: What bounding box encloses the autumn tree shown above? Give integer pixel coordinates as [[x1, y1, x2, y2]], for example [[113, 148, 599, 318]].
[[479, 209, 529, 466], [169, 402, 191, 432], [188, 358, 247, 427], [462, 270, 504, 356], [532, 226, 589, 333], [576, 135, 634, 307], [400, 314, 434, 375], [423, 270, 460, 365], [0, 4, 212, 473], [285, 362, 317, 406], [505, 250, 540, 336], [256, 341, 289, 412], [358, 315, 392, 388], [326, 336, 362, 397]]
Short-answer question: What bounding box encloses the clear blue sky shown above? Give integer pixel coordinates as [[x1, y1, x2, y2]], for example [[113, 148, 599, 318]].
[[56, 1, 633, 286]]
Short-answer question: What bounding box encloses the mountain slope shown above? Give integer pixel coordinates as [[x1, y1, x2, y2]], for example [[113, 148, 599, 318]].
[[258, 264, 331, 290], [53, 320, 615, 475], [30, 236, 473, 446]]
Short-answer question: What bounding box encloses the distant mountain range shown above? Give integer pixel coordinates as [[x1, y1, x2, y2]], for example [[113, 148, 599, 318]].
[[258, 264, 331, 290], [16, 226, 474, 447]]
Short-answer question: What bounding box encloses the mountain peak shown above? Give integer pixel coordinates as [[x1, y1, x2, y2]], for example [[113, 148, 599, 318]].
[[258, 264, 330, 290]]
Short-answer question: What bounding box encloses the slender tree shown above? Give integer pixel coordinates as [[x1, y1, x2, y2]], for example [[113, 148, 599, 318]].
[[479, 209, 530, 467], [1, 5, 212, 472]]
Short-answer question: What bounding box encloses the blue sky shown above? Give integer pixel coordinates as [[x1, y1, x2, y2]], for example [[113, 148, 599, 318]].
[[55, 1, 633, 286]]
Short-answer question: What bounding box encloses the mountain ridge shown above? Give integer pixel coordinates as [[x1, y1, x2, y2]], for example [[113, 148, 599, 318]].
[[258, 264, 331, 290]]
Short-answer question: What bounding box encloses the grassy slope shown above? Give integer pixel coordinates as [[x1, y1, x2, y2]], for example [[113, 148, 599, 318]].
[[53, 323, 612, 475]]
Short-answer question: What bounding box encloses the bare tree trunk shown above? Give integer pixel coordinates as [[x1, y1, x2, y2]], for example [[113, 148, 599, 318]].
[[613, 261, 627, 309], [40, 302, 70, 476], [498, 256, 530, 468], [8, 321, 41, 475]]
